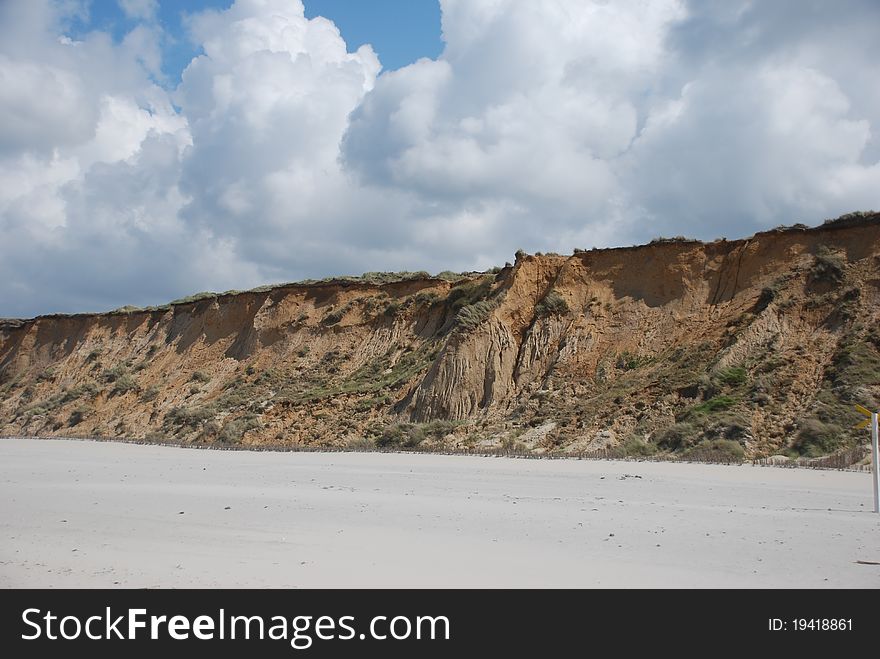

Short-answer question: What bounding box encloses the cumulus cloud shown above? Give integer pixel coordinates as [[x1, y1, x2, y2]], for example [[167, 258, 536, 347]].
[[1, 0, 879, 317], [118, 0, 159, 22]]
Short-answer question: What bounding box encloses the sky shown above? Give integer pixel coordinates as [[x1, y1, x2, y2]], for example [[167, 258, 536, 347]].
[[1, 0, 879, 318]]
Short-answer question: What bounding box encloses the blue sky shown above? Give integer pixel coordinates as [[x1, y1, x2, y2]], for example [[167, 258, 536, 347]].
[[80, 0, 442, 83]]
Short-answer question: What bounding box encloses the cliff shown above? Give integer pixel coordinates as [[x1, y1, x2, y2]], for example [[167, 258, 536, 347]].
[[3, 212, 880, 463]]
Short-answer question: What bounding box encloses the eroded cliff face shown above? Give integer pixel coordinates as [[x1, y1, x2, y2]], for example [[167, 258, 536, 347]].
[[3, 213, 880, 461]]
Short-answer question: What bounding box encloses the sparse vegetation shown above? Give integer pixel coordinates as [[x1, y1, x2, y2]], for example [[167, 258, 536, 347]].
[[681, 439, 744, 463], [809, 246, 845, 284], [534, 291, 569, 317], [111, 373, 138, 396], [36, 368, 56, 382], [716, 366, 747, 387], [455, 300, 495, 330], [376, 420, 458, 449], [68, 405, 91, 427], [655, 422, 699, 450], [615, 351, 649, 371], [217, 416, 261, 444], [164, 405, 216, 431], [322, 303, 352, 326], [792, 419, 845, 457], [684, 395, 737, 418], [141, 385, 161, 402]]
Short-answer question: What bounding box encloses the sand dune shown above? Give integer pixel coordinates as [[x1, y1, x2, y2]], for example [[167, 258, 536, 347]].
[[1, 438, 878, 588]]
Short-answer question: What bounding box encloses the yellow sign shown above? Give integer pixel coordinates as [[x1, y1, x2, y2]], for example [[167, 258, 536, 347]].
[[855, 404, 873, 418], [855, 419, 871, 430]]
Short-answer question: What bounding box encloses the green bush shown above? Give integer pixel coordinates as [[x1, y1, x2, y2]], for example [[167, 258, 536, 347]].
[[376, 423, 427, 448], [535, 291, 570, 317], [413, 291, 439, 306], [218, 417, 261, 443], [164, 405, 216, 430], [422, 420, 458, 440], [655, 422, 699, 450], [455, 300, 494, 330], [111, 374, 138, 396], [681, 439, 744, 463], [190, 371, 211, 383], [615, 351, 647, 371], [619, 436, 657, 457], [102, 364, 128, 384], [447, 276, 494, 311], [717, 366, 747, 387], [687, 395, 736, 416], [792, 419, 843, 457]]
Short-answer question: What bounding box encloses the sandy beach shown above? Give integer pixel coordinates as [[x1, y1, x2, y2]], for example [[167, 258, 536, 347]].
[[1, 437, 878, 588]]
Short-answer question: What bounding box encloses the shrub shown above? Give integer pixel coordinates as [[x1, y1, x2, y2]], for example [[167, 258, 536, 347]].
[[36, 368, 56, 382], [68, 405, 91, 427], [190, 371, 211, 383], [447, 276, 494, 311], [455, 300, 494, 330], [345, 437, 376, 451], [414, 291, 439, 306], [792, 419, 843, 457], [619, 436, 657, 457], [655, 422, 699, 450], [218, 417, 261, 444], [322, 303, 351, 326], [102, 364, 128, 383], [615, 351, 647, 371], [717, 366, 747, 387], [354, 395, 392, 412], [754, 285, 777, 312], [686, 395, 736, 417], [170, 291, 217, 305], [810, 247, 845, 284], [422, 420, 458, 440], [376, 423, 426, 448], [435, 271, 467, 282], [681, 439, 744, 463], [111, 374, 138, 396], [164, 405, 216, 430], [535, 291, 570, 317], [141, 385, 161, 402]]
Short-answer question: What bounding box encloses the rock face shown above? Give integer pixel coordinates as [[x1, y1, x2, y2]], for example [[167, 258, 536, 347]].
[[2, 212, 880, 461]]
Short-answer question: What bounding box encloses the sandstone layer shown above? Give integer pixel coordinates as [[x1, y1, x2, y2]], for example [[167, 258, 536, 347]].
[[2, 212, 880, 462]]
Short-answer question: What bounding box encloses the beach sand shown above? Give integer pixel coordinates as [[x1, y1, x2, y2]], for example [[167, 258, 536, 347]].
[[1, 438, 878, 588]]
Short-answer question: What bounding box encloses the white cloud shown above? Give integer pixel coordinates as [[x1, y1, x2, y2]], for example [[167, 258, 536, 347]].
[[118, 0, 159, 22], [1, 0, 879, 317]]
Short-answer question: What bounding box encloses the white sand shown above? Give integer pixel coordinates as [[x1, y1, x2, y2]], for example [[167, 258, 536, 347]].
[[1, 437, 878, 588]]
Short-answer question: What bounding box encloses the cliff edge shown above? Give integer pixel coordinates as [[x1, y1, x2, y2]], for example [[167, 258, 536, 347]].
[[2, 212, 880, 463]]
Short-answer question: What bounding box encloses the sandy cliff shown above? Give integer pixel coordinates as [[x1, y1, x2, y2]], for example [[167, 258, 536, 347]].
[[2, 212, 880, 462]]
